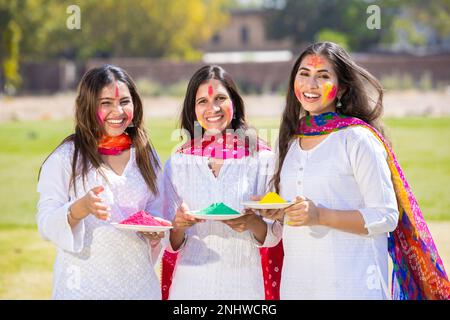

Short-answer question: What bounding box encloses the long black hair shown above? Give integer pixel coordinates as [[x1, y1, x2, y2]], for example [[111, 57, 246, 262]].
[[39, 64, 160, 196], [179, 65, 248, 137], [273, 41, 386, 193]]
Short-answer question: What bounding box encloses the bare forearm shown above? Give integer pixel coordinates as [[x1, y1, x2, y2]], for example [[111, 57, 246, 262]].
[[67, 200, 87, 228], [170, 229, 186, 251], [249, 217, 268, 244], [318, 208, 368, 235]]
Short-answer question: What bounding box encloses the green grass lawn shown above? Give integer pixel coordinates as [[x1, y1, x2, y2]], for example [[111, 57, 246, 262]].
[[1, 116, 449, 299]]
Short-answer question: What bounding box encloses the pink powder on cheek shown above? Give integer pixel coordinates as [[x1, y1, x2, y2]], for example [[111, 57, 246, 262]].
[[97, 109, 107, 124], [327, 84, 337, 101], [322, 83, 337, 104]]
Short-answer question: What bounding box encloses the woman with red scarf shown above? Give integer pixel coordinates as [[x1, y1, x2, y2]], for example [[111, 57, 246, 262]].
[[262, 42, 449, 300], [160, 65, 283, 300], [36, 65, 170, 299]]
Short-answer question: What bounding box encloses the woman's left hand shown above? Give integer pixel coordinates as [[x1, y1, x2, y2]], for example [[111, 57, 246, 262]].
[[139, 231, 166, 246], [222, 209, 262, 233], [283, 196, 320, 227]]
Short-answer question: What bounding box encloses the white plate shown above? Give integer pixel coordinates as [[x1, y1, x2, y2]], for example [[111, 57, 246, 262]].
[[190, 211, 243, 221], [241, 201, 294, 210], [111, 223, 172, 232]]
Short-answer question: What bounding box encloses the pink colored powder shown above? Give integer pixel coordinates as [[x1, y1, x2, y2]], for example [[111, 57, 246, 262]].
[[119, 211, 171, 226], [97, 109, 107, 124]]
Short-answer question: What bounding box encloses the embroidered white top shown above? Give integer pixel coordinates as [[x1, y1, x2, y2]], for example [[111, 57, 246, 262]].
[[163, 150, 281, 300], [278, 126, 399, 300], [36, 142, 166, 300]]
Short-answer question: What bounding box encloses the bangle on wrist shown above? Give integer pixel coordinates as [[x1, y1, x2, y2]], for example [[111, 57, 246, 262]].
[[68, 207, 82, 221]]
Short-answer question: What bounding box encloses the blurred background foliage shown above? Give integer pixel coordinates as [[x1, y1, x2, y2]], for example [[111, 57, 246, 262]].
[[1, 0, 449, 93], [264, 0, 450, 51]]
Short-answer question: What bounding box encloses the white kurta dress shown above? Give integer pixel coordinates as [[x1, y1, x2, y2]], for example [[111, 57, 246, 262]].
[[279, 126, 399, 300], [163, 150, 281, 300], [36, 142, 165, 300]]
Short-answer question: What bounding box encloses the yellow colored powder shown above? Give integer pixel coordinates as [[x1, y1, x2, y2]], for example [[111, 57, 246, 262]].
[[258, 192, 287, 204]]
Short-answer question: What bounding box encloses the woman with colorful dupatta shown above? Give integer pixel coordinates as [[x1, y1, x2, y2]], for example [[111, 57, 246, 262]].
[[161, 65, 283, 299], [263, 42, 450, 299], [36, 65, 170, 299]]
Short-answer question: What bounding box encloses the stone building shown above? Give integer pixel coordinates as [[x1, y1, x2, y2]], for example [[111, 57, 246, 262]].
[[202, 9, 294, 64]]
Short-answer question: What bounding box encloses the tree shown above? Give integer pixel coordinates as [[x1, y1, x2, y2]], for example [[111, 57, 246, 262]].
[[17, 0, 230, 60], [264, 0, 396, 51], [315, 29, 350, 51], [0, 0, 25, 94], [380, 0, 450, 49], [0, 0, 231, 93]]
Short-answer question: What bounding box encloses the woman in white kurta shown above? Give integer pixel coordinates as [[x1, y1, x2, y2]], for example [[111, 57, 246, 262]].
[[37, 144, 164, 299], [162, 65, 282, 300], [263, 42, 399, 299], [165, 150, 279, 299], [36, 65, 167, 299], [278, 126, 397, 299]]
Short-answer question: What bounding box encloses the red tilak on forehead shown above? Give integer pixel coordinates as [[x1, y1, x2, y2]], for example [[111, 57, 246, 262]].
[[115, 83, 120, 99], [208, 85, 214, 97]]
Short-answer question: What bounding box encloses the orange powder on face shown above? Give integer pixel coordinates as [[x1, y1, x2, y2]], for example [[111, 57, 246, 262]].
[[306, 55, 325, 69], [259, 192, 287, 204], [198, 119, 206, 129]]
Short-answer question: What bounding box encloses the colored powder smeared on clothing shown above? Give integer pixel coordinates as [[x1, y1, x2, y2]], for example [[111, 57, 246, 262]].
[[119, 211, 171, 226], [98, 133, 132, 156], [198, 203, 240, 215], [259, 192, 286, 204]]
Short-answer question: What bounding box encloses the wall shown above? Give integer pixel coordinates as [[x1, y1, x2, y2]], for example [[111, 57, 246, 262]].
[[14, 53, 450, 94]]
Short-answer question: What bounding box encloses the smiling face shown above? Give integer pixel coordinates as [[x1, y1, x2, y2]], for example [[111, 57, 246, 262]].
[[97, 81, 134, 137], [294, 54, 341, 115], [195, 79, 234, 133]]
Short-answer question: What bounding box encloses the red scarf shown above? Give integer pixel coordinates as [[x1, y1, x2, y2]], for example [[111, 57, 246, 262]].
[[97, 133, 132, 156]]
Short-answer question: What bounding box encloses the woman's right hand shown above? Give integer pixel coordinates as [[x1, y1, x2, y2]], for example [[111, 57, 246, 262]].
[[250, 195, 285, 222], [69, 186, 111, 221], [259, 208, 285, 222], [172, 203, 204, 231]]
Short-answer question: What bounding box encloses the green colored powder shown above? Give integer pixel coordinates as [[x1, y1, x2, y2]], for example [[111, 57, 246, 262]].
[[198, 202, 240, 215]]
